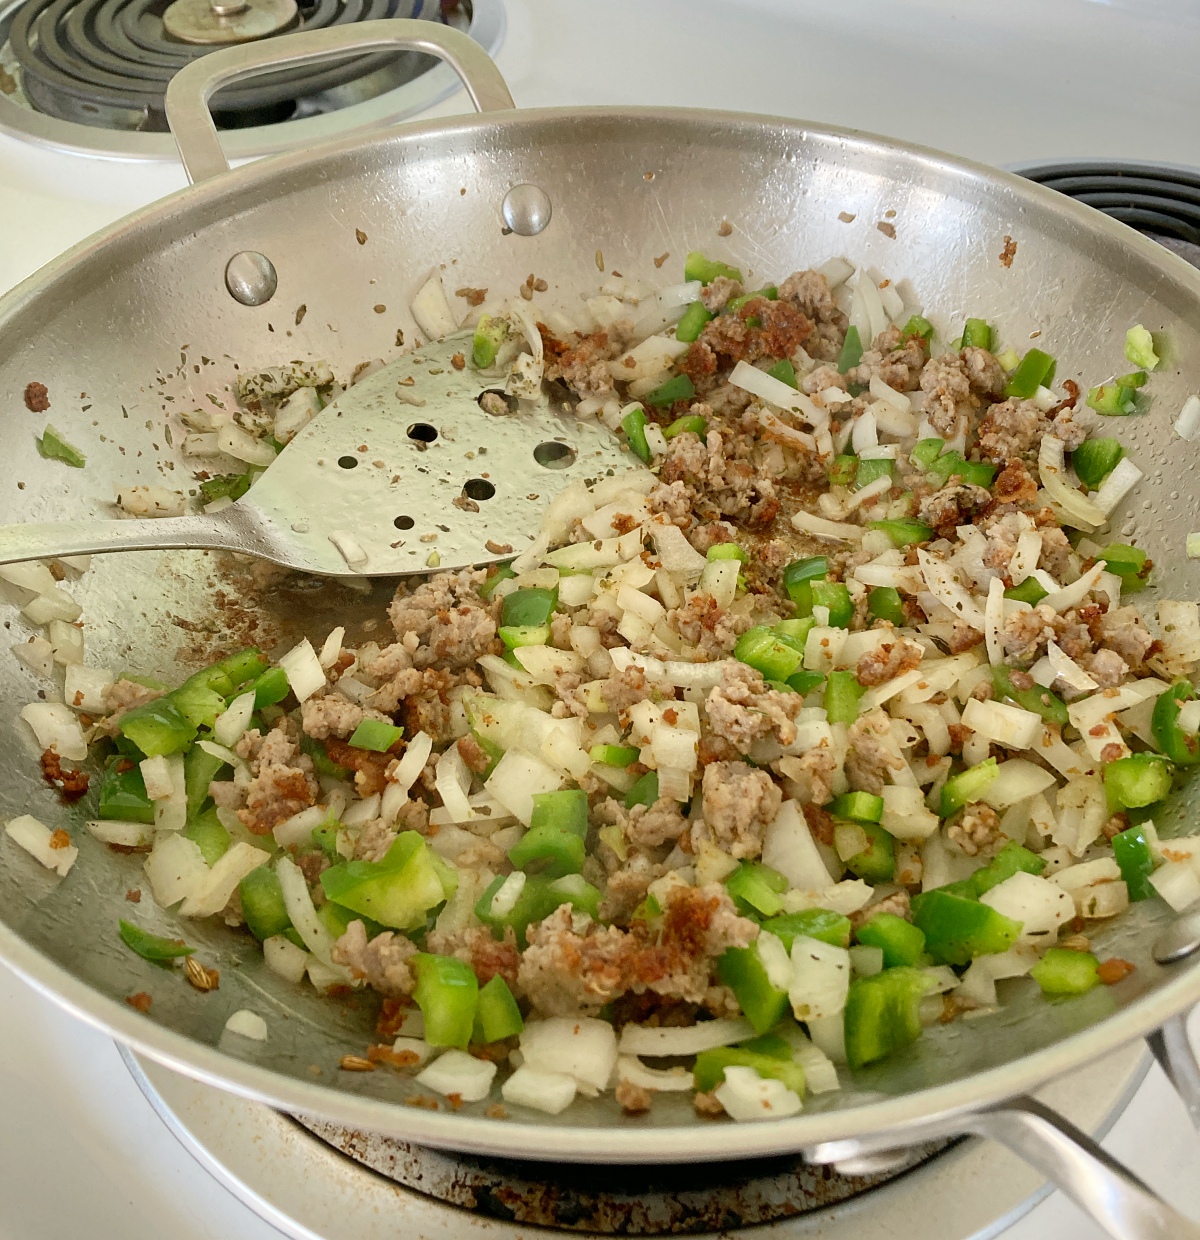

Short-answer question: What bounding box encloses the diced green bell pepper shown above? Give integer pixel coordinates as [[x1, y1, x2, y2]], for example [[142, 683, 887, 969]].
[[1004, 577, 1049, 606], [644, 374, 696, 406], [824, 670, 864, 725], [239, 865, 292, 941], [841, 820, 895, 883], [347, 718, 404, 753], [762, 908, 852, 950], [725, 861, 789, 918], [36, 424, 86, 468], [810, 580, 853, 627], [117, 697, 196, 757], [590, 744, 640, 767], [312, 821, 340, 861], [707, 542, 748, 563], [774, 616, 815, 647], [940, 758, 999, 817], [767, 358, 798, 388], [1112, 823, 1157, 902], [855, 912, 926, 968], [119, 919, 194, 961], [1096, 542, 1150, 592], [727, 286, 778, 315], [787, 670, 825, 695], [717, 944, 790, 1034], [216, 647, 270, 686], [911, 889, 1023, 965], [320, 832, 451, 931], [684, 252, 742, 285], [479, 562, 517, 601], [926, 451, 997, 488], [625, 771, 659, 810], [99, 756, 155, 824], [843, 966, 930, 1068], [622, 404, 652, 463], [299, 733, 349, 781], [1031, 947, 1100, 996], [501, 587, 558, 629], [868, 586, 907, 626], [867, 518, 933, 547], [1124, 325, 1160, 372], [508, 789, 589, 877], [185, 807, 230, 866], [962, 318, 994, 350], [675, 301, 713, 343], [413, 952, 479, 1048], [1004, 348, 1056, 399], [185, 744, 226, 818], [783, 556, 829, 611], [472, 314, 509, 369], [992, 666, 1068, 726], [901, 315, 934, 342], [1152, 681, 1200, 766], [734, 626, 805, 682], [1072, 438, 1124, 489], [249, 666, 291, 708], [475, 873, 599, 948], [199, 472, 253, 505], [910, 438, 945, 470], [830, 791, 884, 824], [692, 1046, 805, 1096], [1103, 752, 1174, 812], [475, 975, 524, 1043], [499, 624, 550, 650], [1086, 383, 1138, 417], [837, 325, 864, 374], [664, 413, 707, 439], [967, 840, 1047, 897], [828, 454, 858, 487]]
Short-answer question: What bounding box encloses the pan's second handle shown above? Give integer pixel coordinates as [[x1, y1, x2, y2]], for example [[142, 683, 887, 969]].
[[164, 19, 515, 184]]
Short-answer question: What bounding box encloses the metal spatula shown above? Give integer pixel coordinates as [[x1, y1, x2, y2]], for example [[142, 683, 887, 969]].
[[0, 333, 636, 577]]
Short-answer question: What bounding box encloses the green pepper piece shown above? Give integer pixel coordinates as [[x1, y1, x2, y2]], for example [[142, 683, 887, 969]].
[[786, 670, 825, 695], [900, 315, 934, 342], [98, 756, 155, 824], [675, 301, 714, 343], [911, 889, 1023, 965], [761, 908, 852, 950], [706, 542, 748, 563], [867, 587, 907, 626], [216, 647, 269, 686], [644, 375, 696, 407], [184, 745, 226, 818], [508, 789, 589, 877], [624, 771, 660, 811], [312, 821, 340, 861], [692, 1046, 805, 1096], [783, 556, 829, 612], [961, 318, 994, 351], [855, 457, 894, 491], [1103, 752, 1174, 812], [348, 718, 405, 752], [320, 832, 449, 930], [725, 861, 789, 918], [842, 820, 895, 883], [767, 359, 798, 388], [248, 666, 290, 708], [824, 670, 864, 725], [810, 580, 853, 628], [664, 413, 707, 439], [837, 325, 864, 374], [828, 454, 858, 488], [829, 791, 884, 824], [185, 807, 230, 866], [36, 423, 86, 468], [199, 472, 253, 505], [1152, 681, 1200, 766], [472, 314, 509, 369], [734, 626, 805, 682], [1096, 543, 1150, 595], [299, 733, 350, 781], [476, 975, 524, 1043], [498, 624, 551, 650], [1004, 577, 1049, 606], [910, 438, 945, 470], [940, 758, 999, 817], [548, 873, 603, 920], [843, 966, 930, 1068], [1031, 947, 1100, 996], [867, 518, 933, 548], [967, 840, 1047, 896], [1086, 383, 1138, 417], [737, 1032, 793, 1059], [1004, 348, 1056, 399], [239, 865, 293, 941], [589, 744, 640, 767], [1072, 438, 1125, 489], [855, 912, 926, 968], [413, 952, 479, 1048], [727, 286, 778, 314], [622, 404, 652, 463], [683, 252, 743, 285], [469, 730, 504, 779], [717, 944, 790, 1034], [774, 617, 815, 649], [1124, 325, 1160, 371], [118, 919, 194, 962], [1112, 823, 1157, 902], [479, 562, 517, 601], [118, 697, 196, 757], [475, 873, 593, 947], [991, 666, 1068, 726], [501, 586, 558, 629]]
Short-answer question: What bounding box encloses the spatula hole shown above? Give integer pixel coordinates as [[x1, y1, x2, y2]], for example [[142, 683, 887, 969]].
[[394, 515, 415, 530], [407, 423, 438, 443], [338, 455, 359, 469], [463, 478, 496, 502], [478, 389, 519, 415], [533, 441, 576, 469]]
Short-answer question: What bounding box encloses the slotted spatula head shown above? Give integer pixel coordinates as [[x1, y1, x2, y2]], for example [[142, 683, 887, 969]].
[[234, 331, 638, 576]]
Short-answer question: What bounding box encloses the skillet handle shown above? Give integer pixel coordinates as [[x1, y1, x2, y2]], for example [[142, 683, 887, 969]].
[[164, 19, 515, 184]]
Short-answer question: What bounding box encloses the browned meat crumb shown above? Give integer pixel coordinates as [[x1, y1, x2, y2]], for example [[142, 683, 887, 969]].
[[615, 1078, 653, 1114], [235, 722, 318, 833], [693, 1090, 726, 1117], [701, 760, 782, 859], [1098, 958, 1136, 985], [24, 381, 49, 412], [947, 802, 1004, 857], [126, 992, 153, 1013], [39, 749, 90, 802], [332, 920, 419, 996], [999, 235, 1017, 268], [876, 220, 896, 238], [856, 638, 923, 687]]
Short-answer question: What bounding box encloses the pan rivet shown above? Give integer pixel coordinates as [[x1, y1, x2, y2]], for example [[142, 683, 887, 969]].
[[225, 251, 278, 306], [502, 184, 553, 237], [1153, 911, 1200, 965]]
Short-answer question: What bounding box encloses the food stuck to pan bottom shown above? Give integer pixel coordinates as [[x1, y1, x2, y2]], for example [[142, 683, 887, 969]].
[[8, 250, 1200, 1125]]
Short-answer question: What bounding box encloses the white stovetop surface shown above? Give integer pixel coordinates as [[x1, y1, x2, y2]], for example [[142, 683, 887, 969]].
[[3, 1, 1200, 1235]]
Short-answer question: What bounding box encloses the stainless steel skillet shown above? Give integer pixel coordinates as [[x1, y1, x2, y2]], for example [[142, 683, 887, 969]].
[[1, 20, 1200, 1237]]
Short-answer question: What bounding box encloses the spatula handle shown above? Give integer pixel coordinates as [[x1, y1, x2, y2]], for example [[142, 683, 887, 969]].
[[0, 509, 261, 566]]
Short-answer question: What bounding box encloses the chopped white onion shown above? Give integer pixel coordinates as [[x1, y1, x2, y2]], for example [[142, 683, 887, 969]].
[[179, 841, 272, 917], [86, 818, 153, 847], [716, 1065, 803, 1122], [63, 664, 113, 712], [318, 626, 345, 669], [276, 856, 347, 975], [224, 1010, 268, 1041], [416, 1049, 497, 1102], [1090, 456, 1143, 517], [1046, 640, 1098, 692], [263, 934, 310, 984], [788, 937, 851, 1021], [502, 1066, 578, 1115], [1150, 861, 1200, 912], [214, 690, 256, 748], [1038, 435, 1106, 529], [143, 833, 208, 907], [961, 697, 1042, 750], [278, 639, 325, 703], [617, 1056, 694, 1092], [20, 701, 87, 761], [5, 814, 77, 876], [917, 550, 986, 629], [217, 422, 277, 468], [520, 1017, 617, 1095], [618, 1017, 755, 1057], [980, 872, 1075, 944], [409, 270, 458, 341], [1175, 394, 1200, 441]]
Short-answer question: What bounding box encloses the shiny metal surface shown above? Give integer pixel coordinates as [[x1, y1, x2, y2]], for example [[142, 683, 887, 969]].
[[165, 18, 514, 182], [1153, 910, 1200, 964], [501, 182, 553, 236], [0, 333, 636, 576], [161, 0, 298, 46], [3, 46, 1200, 1187], [224, 250, 278, 304]]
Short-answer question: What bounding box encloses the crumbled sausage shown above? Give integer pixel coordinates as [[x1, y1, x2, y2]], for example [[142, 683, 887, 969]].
[[701, 761, 782, 858]]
